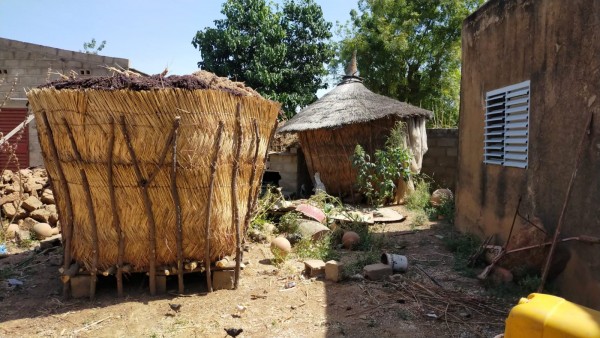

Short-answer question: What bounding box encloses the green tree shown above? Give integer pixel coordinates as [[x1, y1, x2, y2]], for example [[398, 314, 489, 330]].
[[334, 0, 483, 127], [82, 38, 106, 55], [192, 0, 334, 118]]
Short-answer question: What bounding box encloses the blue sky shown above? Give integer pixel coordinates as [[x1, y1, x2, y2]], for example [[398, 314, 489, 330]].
[[0, 0, 357, 76]]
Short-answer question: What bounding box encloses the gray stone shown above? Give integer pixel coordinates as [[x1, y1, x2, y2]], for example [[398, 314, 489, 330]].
[[21, 217, 39, 231], [2, 169, 13, 183], [213, 270, 235, 290], [0, 192, 20, 205], [23, 180, 43, 193], [41, 189, 55, 204], [21, 196, 42, 211], [2, 202, 17, 217], [16, 229, 31, 242], [304, 259, 326, 277], [49, 213, 59, 226], [325, 260, 344, 282], [363, 263, 393, 281], [156, 275, 167, 294], [70, 275, 91, 298], [5, 223, 19, 238], [298, 220, 330, 241], [4, 182, 21, 193], [2, 203, 26, 219], [30, 208, 51, 222]]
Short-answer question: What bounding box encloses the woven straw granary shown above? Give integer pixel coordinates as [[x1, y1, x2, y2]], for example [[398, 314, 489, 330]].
[[27, 71, 280, 295]]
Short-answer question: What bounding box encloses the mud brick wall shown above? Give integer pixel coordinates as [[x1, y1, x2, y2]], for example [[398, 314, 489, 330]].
[[422, 128, 458, 191]]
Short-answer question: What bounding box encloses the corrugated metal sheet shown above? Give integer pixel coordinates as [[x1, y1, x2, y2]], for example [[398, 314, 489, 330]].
[[0, 108, 29, 170]]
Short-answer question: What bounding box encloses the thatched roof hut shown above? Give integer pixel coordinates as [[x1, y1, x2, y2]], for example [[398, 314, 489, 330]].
[[27, 71, 280, 296], [278, 57, 432, 197]]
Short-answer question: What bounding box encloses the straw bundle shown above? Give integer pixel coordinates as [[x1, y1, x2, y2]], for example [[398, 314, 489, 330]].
[[27, 87, 280, 277]]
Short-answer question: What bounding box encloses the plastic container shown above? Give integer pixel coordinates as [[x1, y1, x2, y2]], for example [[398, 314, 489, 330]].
[[381, 253, 408, 272], [505, 293, 600, 338]]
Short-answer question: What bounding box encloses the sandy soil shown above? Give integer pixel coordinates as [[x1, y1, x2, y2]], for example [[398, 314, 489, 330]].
[[0, 205, 510, 338]]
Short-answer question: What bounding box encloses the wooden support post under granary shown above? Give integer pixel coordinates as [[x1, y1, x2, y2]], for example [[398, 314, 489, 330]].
[[26, 71, 280, 297], [205, 121, 225, 293]]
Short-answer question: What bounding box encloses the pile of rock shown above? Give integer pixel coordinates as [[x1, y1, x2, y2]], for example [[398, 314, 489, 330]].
[[1, 168, 60, 242]]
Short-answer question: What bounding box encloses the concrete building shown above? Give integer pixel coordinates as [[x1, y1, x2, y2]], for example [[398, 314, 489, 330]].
[[0, 37, 129, 169], [457, 0, 600, 308]]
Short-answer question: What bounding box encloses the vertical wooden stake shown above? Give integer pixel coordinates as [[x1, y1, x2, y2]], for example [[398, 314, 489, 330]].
[[107, 117, 125, 297], [249, 121, 278, 217], [169, 117, 184, 294], [41, 112, 75, 299], [120, 116, 158, 296], [63, 119, 99, 300], [205, 122, 225, 292], [243, 120, 260, 229], [232, 104, 243, 289]]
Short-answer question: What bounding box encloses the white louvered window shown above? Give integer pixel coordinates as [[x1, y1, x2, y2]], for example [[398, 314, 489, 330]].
[[484, 80, 530, 168]]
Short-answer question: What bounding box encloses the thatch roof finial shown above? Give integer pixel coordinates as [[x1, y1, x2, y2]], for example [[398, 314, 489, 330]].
[[345, 50, 358, 77]]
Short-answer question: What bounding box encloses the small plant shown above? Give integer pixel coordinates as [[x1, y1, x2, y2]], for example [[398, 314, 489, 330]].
[[342, 250, 380, 278], [293, 235, 339, 261], [442, 231, 481, 277], [352, 122, 413, 206], [436, 197, 455, 224], [277, 211, 301, 235], [410, 211, 428, 229], [405, 176, 431, 211]]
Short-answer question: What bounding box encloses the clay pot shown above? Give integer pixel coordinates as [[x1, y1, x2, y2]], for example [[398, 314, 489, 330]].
[[33, 223, 53, 239], [270, 236, 292, 258], [430, 188, 453, 207], [342, 231, 360, 250]]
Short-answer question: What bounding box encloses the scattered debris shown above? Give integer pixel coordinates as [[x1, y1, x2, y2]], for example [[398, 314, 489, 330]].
[[168, 303, 182, 313], [372, 208, 406, 223], [224, 328, 243, 337], [7, 278, 23, 286], [295, 203, 326, 223]]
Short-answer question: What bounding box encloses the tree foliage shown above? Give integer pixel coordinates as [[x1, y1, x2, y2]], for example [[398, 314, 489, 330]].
[[82, 38, 106, 55], [334, 0, 483, 127], [192, 0, 334, 118]]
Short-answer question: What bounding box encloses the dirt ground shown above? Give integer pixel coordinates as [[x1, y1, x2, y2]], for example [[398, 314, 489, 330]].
[[0, 205, 511, 338]]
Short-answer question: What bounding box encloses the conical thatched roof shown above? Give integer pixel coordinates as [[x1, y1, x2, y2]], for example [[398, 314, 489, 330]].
[[278, 75, 433, 133]]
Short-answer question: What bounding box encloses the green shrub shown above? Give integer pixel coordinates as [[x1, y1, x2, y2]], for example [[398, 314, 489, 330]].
[[352, 122, 413, 207], [405, 177, 431, 211], [277, 211, 301, 235]]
